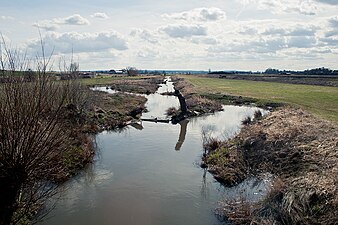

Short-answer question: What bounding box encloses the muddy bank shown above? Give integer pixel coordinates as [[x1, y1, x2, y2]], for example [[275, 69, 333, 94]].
[[203, 107, 338, 224]]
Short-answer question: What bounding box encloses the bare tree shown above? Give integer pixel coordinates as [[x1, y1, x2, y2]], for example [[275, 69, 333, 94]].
[[126, 66, 138, 76], [0, 37, 87, 224]]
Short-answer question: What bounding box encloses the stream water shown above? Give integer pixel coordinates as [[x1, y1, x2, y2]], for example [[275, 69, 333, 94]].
[[39, 78, 270, 225]]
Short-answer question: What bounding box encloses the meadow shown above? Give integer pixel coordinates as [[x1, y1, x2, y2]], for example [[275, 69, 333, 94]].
[[181, 75, 338, 123]]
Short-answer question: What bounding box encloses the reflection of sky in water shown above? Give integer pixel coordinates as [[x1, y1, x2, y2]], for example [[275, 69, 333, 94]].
[[40, 78, 270, 225], [143, 79, 178, 119], [90, 86, 118, 94], [189, 106, 268, 140], [91, 78, 179, 119]]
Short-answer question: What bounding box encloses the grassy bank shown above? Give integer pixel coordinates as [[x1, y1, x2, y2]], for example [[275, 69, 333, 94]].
[[181, 75, 338, 122], [203, 107, 338, 224]]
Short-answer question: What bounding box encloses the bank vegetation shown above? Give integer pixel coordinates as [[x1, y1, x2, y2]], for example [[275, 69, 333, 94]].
[[0, 41, 147, 224], [203, 107, 337, 225]]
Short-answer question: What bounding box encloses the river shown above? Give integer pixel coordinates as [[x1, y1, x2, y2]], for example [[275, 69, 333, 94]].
[[39, 78, 270, 225]]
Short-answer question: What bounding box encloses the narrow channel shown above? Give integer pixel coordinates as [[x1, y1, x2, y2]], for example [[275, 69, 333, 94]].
[[39, 78, 269, 225]]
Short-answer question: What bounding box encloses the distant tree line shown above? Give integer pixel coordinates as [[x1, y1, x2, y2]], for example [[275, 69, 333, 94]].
[[209, 67, 338, 76], [265, 67, 338, 75]]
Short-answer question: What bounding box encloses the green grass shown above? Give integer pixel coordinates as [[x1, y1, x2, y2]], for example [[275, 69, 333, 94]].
[[182, 75, 338, 123]]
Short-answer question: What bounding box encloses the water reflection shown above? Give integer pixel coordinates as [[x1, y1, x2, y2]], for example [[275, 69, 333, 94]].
[[175, 120, 189, 151], [40, 78, 270, 225], [129, 122, 144, 130]]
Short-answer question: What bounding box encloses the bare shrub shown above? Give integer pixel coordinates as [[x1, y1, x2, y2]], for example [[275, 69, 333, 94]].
[[0, 37, 88, 224], [242, 116, 252, 125], [166, 107, 178, 116], [126, 66, 138, 76], [254, 110, 262, 120]]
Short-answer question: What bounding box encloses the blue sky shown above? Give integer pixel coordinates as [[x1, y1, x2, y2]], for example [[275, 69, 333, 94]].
[[1, 0, 338, 70]]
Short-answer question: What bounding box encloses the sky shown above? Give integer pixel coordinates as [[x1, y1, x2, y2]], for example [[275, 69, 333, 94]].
[[1, 0, 338, 71]]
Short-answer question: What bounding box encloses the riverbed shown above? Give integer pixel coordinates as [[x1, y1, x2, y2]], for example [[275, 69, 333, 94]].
[[39, 78, 270, 225]]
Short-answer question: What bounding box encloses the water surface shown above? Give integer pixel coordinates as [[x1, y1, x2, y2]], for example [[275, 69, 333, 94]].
[[40, 79, 269, 225]]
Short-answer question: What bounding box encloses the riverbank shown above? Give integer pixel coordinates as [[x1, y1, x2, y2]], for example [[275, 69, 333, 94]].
[[57, 77, 166, 179], [171, 77, 222, 114], [53, 89, 147, 182], [181, 75, 338, 123], [203, 107, 338, 224], [9, 79, 151, 223]]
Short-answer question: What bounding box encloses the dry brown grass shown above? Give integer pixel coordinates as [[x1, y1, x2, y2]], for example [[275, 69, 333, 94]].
[[204, 106, 338, 224], [84, 90, 147, 132], [172, 76, 222, 113], [109, 77, 163, 94]]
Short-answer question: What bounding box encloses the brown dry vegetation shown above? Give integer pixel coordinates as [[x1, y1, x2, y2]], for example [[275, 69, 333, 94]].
[[172, 76, 222, 114], [0, 38, 149, 224], [107, 76, 164, 94], [84, 90, 147, 132], [204, 107, 338, 224]]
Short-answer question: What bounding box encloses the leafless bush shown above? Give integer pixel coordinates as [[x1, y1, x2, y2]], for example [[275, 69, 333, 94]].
[[0, 37, 88, 224], [166, 107, 178, 116], [254, 110, 262, 120], [126, 66, 138, 76], [242, 116, 252, 125]]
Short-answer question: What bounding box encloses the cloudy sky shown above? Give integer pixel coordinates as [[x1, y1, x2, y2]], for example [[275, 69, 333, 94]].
[[1, 0, 337, 71]]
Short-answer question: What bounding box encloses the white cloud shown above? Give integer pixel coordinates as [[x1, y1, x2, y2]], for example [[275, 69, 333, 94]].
[[209, 37, 287, 54], [262, 26, 316, 36], [287, 36, 317, 48], [328, 16, 338, 28], [288, 27, 316, 36], [190, 37, 218, 45], [325, 30, 338, 37], [2, 0, 337, 70], [163, 7, 226, 22], [239, 0, 318, 15], [130, 29, 158, 44], [209, 34, 318, 56], [262, 27, 287, 35], [33, 14, 90, 31], [160, 24, 207, 38], [33, 22, 59, 31], [90, 12, 109, 19], [27, 31, 128, 54], [238, 27, 259, 35], [55, 14, 90, 25]]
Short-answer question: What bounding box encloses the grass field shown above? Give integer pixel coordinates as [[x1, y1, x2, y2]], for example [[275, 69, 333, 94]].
[[181, 75, 338, 123]]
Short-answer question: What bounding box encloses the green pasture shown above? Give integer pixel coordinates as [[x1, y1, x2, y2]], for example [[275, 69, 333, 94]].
[[182, 75, 338, 123]]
